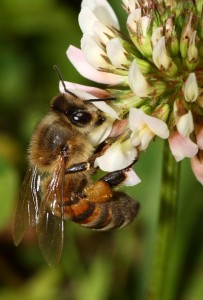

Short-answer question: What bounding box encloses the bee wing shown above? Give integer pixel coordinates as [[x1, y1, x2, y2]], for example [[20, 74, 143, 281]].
[[36, 159, 65, 267], [13, 166, 41, 246], [37, 209, 64, 267]]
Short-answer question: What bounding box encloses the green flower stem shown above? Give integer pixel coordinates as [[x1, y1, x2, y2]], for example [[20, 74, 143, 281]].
[[148, 141, 181, 300]]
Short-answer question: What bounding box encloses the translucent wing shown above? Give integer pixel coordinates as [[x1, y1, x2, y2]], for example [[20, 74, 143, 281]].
[[13, 166, 41, 246], [36, 157, 65, 267], [37, 210, 64, 267]]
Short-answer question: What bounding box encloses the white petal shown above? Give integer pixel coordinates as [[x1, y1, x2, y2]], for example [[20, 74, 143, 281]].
[[79, 7, 98, 34], [168, 131, 198, 161], [129, 107, 145, 130], [139, 129, 153, 150], [151, 27, 163, 48], [122, 0, 128, 8], [59, 81, 110, 97], [81, 0, 120, 29], [82, 92, 118, 118], [91, 101, 119, 119], [123, 168, 141, 186], [183, 73, 199, 102], [176, 110, 194, 137], [144, 116, 169, 139], [128, 60, 154, 97], [129, 0, 139, 12], [140, 16, 151, 37], [106, 38, 129, 68], [95, 139, 137, 172], [79, 8, 115, 45], [127, 9, 142, 32], [129, 108, 169, 139], [93, 21, 115, 45], [152, 36, 171, 70], [88, 117, 114, 146], [81, 35, 109, 68]]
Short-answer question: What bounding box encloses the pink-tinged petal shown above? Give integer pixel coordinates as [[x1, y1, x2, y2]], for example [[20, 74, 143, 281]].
[[196, 124, 203, 150], [191, 152, 203, 185], [129, 108, 169, 139], [81, 0, 120, 29], [123, 168, 141, 186], [168, 131, 198, 162], [109, 119, 128, 137], [59, 81, 109, 98], [95, 139, 137, 172], [67, 46, 125, 85]]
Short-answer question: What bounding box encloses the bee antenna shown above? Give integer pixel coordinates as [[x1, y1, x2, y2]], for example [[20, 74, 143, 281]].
[[53, 65, 77, 98], [88, 97, 116, 102]]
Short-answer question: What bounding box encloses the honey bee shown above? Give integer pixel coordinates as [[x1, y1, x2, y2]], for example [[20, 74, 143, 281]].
[[13, 68, 140, 266]]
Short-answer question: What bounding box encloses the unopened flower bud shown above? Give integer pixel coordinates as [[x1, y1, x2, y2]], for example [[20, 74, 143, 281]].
[[128, 60, 155, 97], [129, 15, 153, 58], [186, 31, 199, 70], [183, 73, 199, 102], [153, 104, 170, 123], [152, 36, 177, 76], [180, 13, 194, 59], [165, 16, 179, 57], [106, 38, 130, 69]]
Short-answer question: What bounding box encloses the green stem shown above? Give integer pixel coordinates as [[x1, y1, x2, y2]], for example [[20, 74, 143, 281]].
[[147, 141, 181, 300]]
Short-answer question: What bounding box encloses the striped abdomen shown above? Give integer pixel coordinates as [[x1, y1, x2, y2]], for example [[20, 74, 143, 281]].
[[63, 191, 140, 230]]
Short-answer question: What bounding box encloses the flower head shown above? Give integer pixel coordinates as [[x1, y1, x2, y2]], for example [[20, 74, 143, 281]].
[[61, 0, 203, 185]]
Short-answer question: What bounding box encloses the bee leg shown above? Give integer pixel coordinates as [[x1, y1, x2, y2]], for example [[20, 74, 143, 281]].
[[65, 162, 91, 174], [99, 169, 127, 188], [65, 140, 116, 175]]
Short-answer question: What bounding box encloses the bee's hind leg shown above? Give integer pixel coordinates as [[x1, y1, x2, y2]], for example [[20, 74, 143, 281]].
[[99, 169, 128, 188]]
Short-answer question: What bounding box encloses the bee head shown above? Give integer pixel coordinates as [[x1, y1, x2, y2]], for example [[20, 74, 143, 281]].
[[50, 94, 106, 129]]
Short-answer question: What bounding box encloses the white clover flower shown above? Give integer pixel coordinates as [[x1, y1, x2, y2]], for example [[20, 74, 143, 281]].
[[129, 108, 169, 150], [61, 0, 203, 185], [95, 139, 137, 172]]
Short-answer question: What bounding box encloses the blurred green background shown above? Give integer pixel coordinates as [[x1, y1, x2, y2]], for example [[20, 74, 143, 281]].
[[0, 1, 203, 299]]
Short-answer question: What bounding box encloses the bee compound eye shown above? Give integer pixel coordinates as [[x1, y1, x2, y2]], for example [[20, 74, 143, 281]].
[[70, 111, 92, 126]]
